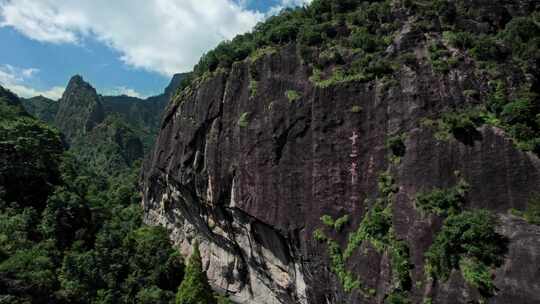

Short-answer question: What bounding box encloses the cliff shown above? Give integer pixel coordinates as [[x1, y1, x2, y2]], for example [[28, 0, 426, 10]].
[[141, 1, 540, 303], [55, 75, 105, 142]]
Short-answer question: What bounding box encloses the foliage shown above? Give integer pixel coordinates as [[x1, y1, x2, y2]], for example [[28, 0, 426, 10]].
[[321, 214, 350, 232], [316, 171, 411, 299], [238, 112, 250, 128], [470, 35, 504, 62], [350, 105, 362, 113], [386, 134, 406, 158], [313, 228, 327, 242], [415, 177, 469, 217], [175, 0, 397, 92], [344, 201, 392, 258], [215, 294, 234, 304], [459, 257, 495, 296], [321, 215, 335, 227], [0, 94, 64, 208], [334, 215, 350, 232], [425, 210, 508, 297], [500, 17, 540, 61], [327, 239, 361, 293], [249, 80, 258, 98], [385, 292, 412, 304], [176, 243, 216, 304], [285, 90, 301, 102], [443, 31, 474, 50], [0, 241, 58, 294], [431, 108, 486, 145], [512, 194, 540, 225], [524, 195, 540, 225], [428, 42, 454, 74], [349, 27, 381, 53], [0, 96, 188, 303]]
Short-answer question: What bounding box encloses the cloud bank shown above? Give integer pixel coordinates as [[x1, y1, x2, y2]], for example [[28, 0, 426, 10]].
[[0, 0, 268, 76], [0, 64, 64, 99]]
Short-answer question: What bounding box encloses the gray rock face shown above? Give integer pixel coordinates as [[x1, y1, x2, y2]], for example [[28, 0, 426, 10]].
[[54, 75, 105, 142], [141, 5, 540, 304]]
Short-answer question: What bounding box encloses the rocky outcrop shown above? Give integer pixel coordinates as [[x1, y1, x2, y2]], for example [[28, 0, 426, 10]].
[[55, 75, 105, 142], [141, 2, 540, 304]]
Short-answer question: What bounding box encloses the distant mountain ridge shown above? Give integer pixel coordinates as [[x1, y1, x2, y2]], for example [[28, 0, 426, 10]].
[[21, 73, 185, 175], [22, 73, 186, 144]]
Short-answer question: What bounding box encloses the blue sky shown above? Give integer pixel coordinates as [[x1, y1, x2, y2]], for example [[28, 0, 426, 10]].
[[0, 0, 310, 99]]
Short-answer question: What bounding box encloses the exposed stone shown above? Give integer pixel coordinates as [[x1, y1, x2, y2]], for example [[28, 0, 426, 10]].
[[141, 5, 540, 304]]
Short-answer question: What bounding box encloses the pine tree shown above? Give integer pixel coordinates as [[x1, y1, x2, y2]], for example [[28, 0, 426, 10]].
[[176, 242, 216, 304]]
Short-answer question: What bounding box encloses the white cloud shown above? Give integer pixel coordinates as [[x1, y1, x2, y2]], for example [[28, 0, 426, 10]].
[[21, 67, 39, 78], [268, 0, 312, 16], [0, 0, 266, 76], [0, 64, 64, 99], [104, 86, 146, 98]]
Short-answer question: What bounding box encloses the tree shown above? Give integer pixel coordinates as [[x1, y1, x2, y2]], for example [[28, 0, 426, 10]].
[[176, 242, 216, 304]]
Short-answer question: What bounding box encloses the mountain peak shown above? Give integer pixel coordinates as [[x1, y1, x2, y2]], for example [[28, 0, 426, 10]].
[[55, 75, 104, 141], [69, 74, 84, 83], [64, 75, 95, 95]]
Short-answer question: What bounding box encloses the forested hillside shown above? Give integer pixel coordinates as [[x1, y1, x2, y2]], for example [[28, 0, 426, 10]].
[[0, 81, 230, 303]]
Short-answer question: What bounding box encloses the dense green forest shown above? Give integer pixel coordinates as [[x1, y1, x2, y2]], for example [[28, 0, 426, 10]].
[[0, 86, 226, 303]]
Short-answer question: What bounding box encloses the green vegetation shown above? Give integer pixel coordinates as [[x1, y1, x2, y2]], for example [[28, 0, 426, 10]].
[[0, 88, 64, 209], [70, 114, 145, 176], [415, 176, 469, 217], [176, 243, 216, 304], [285, 90, 301, 102], [386, 134, 406, 163], [249, 80, 258, 98], [524, 195, 540, 225], [385, 292, 412, 304], [175, 0, 397, 92], [327, 239, 361, 292], [443, 31, 474, 50], [238, 112, 250, 128], [425, 210, 507, 297], [0, 87, 229, 304], [425, 108, 487, 145], [428, 41, 457, 74], [427, 12, 540, 155], [350, 105, 362, 113], [510, 194, 540, 225], [321, 214, 350, 232], [315, 171, 412, 300]]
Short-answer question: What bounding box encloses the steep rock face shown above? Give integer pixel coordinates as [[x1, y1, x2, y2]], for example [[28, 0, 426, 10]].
[[141, 3, 540, 304], [55, 75, 105, 142]]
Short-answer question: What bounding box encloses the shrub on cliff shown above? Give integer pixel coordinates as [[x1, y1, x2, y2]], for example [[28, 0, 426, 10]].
[[524, 195, 540, 225], [425, 210, 508, 296], [176, 242, 216, 304]]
